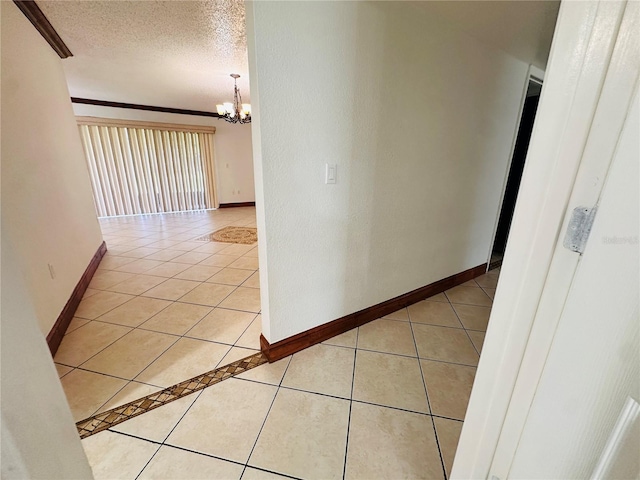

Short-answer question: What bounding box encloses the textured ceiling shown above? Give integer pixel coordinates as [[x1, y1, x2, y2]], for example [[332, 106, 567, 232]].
[[39, 0, 250, 111], [39, 1, 559, 112], [414, 1, 560, 70]]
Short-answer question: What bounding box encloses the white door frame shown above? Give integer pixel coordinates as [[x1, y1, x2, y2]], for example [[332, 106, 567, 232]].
[[485, 64, 545, 270], [452, 1, 635, 477]]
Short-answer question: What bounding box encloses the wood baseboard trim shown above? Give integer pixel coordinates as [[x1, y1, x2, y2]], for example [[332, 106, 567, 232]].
[[260, 263, 487, 362], [218, 202, 256, 208], [46, 241, 107, 356]]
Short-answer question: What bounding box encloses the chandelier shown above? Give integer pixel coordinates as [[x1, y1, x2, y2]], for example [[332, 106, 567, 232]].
[[216, 74, 251, 124]]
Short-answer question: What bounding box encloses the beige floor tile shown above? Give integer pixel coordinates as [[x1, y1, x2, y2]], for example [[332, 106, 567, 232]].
[[323, 328, 357, 348], [113, 394, 199, 443], [474, 273, 498, 289], [345, 402, 443, 480], [425, 292, 449, 303], [98, 255, 136, 271], [228, 256, 259, 270], [444, 285, 492, 307], [83, 287, 100, 298], [144, 262, 193, 278], [357, 319, 417, 356], [187, 308, 257, 345], [103, 244, 131, 254], [207, 268, 254, 286], [452, 304, 491, 331], [141, 278, 201, 301], [60, 369, 128, 421], [434, 417, 463, 478], [199, 254, 240, 267], [172, 251, 213, 265], [75, 291, 135, 319], [55, 363, 73, 378], [98, 381, 159, 412], [218, 346, 260, 366], [172, 241, 207, 251], [408, 300, 463, 328], [282, 344, 355, 398], [218, 287, 261, 313], [139, 445, 243, 480], [242, 467, 291, 480], [421, 360, 476, 420], [192, 242, 232, 254], [413, 324, 480, 366], [89, 270, 135, 290], [382, 307, 409, 321], [242, 271, 261, 288], [115, 258, 165, 274], [55, 321, 132, 366], [140, 302, 212, 335], [119, 246, 162, 258], [97, 297, 172, 327], [135, 337, 230, 387], [218, 243, 256, 256], [179, 283, 236, 307], [144, 249, 184, 261], [235, 315, 262, 349], [146, 239, 182, 249], [243, 247, 259, 258], [250, 388, 350, 480], [174, 264, 223, 282], [105, 274, 166, 295], [66, 317, 90, 334], [483, 287, 496, 299], [167, 378, 277, 463], [82, 430, 159, 480], [81, 329, 178, 380], [352, 350, 428, 413], [237, 356, 291, 386], [459, 279, 479, 287], [467, 330, 486, 354]]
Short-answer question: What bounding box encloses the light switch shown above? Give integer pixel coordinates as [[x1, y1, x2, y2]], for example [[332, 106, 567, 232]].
[[325, 164, 337, 184]]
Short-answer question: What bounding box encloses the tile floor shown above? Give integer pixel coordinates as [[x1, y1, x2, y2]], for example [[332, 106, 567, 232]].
[[54, 207, 500, 479], [54, 207, 261, 422]]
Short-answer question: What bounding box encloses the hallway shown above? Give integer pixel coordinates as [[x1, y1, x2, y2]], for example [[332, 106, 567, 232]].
[[54, 207, 260, 422], [58, 208, 498, 479]]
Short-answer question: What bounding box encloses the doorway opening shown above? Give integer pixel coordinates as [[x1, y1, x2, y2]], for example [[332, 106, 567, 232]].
[[490, 78, 542, 270]]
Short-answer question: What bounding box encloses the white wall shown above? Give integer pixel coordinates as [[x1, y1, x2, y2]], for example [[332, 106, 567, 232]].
[[1, 1, 103, 335], [72, 104, 255, 205], [247, 1, 529, 343], [1, 5, 94, 476], [1, 238, 93, 479]]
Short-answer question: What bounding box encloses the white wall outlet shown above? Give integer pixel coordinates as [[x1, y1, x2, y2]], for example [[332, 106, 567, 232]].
[[325, 164, 337, 184], [48, 263, 56, 279]]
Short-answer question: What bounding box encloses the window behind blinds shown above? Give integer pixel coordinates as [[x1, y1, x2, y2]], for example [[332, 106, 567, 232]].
[[77, 117, 218, 217]]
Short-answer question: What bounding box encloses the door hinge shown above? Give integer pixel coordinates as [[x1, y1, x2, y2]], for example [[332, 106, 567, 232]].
[[563, 206, 597, 254]]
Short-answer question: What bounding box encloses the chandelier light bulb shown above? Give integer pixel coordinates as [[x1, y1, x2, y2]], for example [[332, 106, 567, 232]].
[[216, 74, 252, 124]]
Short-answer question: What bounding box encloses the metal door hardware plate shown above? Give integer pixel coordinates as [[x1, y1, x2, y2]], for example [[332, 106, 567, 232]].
[[563, 206, 597, 254]]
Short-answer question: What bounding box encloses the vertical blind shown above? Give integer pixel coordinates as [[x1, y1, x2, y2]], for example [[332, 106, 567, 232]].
[[77, 117, 218, 217]]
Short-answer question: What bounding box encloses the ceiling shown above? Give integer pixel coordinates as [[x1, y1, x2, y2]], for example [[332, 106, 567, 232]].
[[39, 0, 250, 111], [414, 0, 560, 70], [39, 1, 559, 113]]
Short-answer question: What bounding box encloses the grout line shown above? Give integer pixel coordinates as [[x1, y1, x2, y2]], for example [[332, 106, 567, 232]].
[[240, 356, 293, 478], [408, 308, 449, 480], [342, 327, 359, 480]]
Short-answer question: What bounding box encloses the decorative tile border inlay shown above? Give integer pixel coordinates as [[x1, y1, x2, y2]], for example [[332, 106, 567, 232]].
[[194, 226, 257, 244], [76, 352, 268, 439]]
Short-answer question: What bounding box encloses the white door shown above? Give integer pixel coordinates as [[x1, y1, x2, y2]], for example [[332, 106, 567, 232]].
[[507, 83, 639, 478], [453, 1, 640, 477]]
